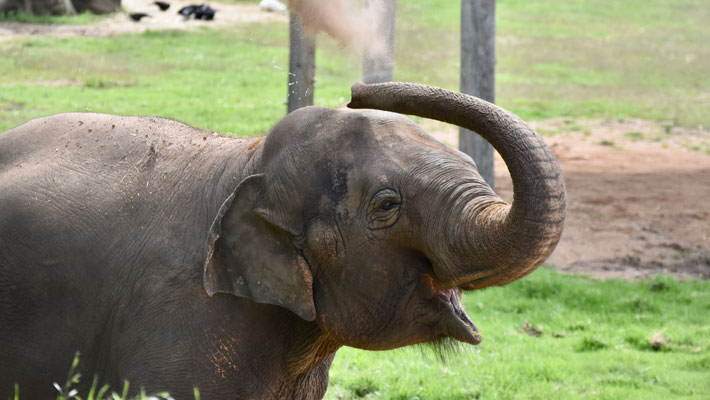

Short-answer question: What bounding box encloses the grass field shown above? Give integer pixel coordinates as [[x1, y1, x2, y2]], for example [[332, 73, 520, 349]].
[[1, 0, 708, 134], [2, 0, 709, 398], [0, 11, 102, 24], [325, 268, 710, 399]]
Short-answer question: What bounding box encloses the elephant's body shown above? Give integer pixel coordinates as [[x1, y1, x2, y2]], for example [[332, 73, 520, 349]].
[[0, 114, 330, 399], [0, 83, 566, 399]]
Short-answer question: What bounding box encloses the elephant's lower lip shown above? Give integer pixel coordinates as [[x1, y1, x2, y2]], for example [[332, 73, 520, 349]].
[[435, 289, 482, 345], [422, 274, 482, 345], [452, 294, 482, 345]]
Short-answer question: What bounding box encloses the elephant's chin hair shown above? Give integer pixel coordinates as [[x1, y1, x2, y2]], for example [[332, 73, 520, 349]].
[[416, 337, 462, 363]]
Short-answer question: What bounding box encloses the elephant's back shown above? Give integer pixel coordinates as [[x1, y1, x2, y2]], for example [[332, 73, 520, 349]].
[[0, 113, 238, 253], [0, 113, 215, 281], [0, 112, 249, 282], [1, 113, 219, 171]]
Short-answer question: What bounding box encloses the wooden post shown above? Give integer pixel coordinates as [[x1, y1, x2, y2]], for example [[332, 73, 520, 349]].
[[362, 0, 395, 84], [460, 0, 496, 188], [287, 11, 316, 113], [60, 0, 77, 15]]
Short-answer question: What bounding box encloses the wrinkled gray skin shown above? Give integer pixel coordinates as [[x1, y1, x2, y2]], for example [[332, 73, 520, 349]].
[[0, 83, 565, 399]]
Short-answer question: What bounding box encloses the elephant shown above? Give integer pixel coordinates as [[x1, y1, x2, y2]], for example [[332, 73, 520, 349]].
[[0, 82, 565, 399]]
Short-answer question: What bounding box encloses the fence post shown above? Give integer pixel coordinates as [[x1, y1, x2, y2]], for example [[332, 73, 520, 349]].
[[460, 0, 496, 188], [287, 11, 316, 113], [362, 0, 396, 84]]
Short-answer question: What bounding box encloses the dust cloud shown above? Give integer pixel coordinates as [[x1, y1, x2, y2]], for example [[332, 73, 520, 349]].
[[287, 0, 391, 59]]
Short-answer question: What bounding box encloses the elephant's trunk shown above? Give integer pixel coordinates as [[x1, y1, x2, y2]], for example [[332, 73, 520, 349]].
[[348, 82, 566, 289]]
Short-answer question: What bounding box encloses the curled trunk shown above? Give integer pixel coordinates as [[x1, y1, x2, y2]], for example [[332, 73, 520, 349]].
[[349, 82, 566, 289]]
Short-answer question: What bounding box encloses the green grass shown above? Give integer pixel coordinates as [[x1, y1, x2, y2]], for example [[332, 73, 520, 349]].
[[0, 11, 103, 25], [500, 0, 710, 128], [2, 0, 709, 134], [624, 131, 645, 141], [0, 25, 358, 135], [325, 267, 710, 399], [0, 26, 358, 135], [12, 352, 186, 400], [394, 0, 710, 128]]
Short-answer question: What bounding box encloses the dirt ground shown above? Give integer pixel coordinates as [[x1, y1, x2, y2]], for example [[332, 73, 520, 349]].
[[432, 119, 710, 281], [2, 1, 709, 281], [0, 0, 287, 39]]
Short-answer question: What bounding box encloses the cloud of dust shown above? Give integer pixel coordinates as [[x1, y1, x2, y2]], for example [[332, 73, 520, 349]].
[[287, 0, 391, 59]]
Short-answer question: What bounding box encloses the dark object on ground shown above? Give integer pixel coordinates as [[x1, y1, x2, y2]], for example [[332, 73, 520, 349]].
[[194, 4, 215, 20], [0, 82, 565, 399], [178, 3, 215, 20], [177, 4, 195, 17], [521, 322, 543, 337], [153, 1, 169, 11], [129, 12, 149, 21], [0, 0, 120, 15]]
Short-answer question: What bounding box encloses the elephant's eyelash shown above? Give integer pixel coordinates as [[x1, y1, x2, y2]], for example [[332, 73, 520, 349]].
[[378, 200, 400, 211]]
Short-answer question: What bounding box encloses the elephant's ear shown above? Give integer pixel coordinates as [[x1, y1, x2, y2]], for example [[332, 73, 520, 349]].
[[203, 174, 316, 321]]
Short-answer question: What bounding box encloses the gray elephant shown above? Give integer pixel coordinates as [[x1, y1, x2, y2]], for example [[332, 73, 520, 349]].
[[0, 82, 565, 399]]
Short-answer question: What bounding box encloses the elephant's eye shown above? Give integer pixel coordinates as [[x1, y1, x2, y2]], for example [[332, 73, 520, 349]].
[[368, 189, 401, 229], [379, 200, 398, 211]]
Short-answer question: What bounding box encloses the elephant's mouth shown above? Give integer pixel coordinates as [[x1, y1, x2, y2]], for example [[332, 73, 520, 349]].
[[423, 276, 482, 345]]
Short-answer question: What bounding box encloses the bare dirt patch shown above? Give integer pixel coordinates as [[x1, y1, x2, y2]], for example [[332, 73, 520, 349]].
[[431, 119, 710, 280], [0, 0, 286, 40]]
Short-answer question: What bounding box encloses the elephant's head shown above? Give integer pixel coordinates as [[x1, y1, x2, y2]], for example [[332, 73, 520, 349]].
[[203, 82, 566, 350]]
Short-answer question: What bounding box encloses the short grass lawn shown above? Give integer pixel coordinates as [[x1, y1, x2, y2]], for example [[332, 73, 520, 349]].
[[1, 0, 708, 134], [325, 268, 710, 399]]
